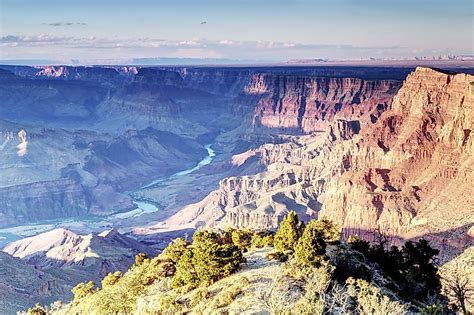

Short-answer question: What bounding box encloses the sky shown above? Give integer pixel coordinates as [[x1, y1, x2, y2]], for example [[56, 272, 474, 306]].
[[0, 0, 472, 63]]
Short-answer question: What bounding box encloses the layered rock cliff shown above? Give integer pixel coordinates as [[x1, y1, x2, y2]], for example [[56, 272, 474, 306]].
[[246, 74, 401, 133], [155, 67, 473, 257]]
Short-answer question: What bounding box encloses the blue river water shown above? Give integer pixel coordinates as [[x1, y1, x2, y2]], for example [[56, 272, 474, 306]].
[[0, 144, 215, 247]]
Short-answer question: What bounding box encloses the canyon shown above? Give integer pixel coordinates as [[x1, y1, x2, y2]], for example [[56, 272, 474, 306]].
[[0, 64, 472, 312], [155, 67, 473, 262]]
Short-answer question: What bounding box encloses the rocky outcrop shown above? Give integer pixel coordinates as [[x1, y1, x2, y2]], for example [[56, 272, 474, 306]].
[[3, 228, 156, 285], [0, 179, 89, 226], [155, 68, 473, 258], [0, 251, 70, 314], [247, 74, 401, 133]]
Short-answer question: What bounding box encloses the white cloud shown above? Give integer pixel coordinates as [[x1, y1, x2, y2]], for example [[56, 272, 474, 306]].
[[0, 34, 458, 61]]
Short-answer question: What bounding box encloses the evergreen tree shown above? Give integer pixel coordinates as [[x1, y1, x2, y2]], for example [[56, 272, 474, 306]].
[[274, 211, 303, 253], [101, 271, 123, 287], [170, 230, 244, 289], [192, 230, 243, 285], [133, 253, 149, 267], [231, 229, 254, 251], [294, 220, 327, 267], [400, 239, 440, 300], [27, 304, 47, 315], [72, 281, 95, 302], [311, 218, 341, 242], [163, 237, 191, 263], [171, 249, 198, 289]]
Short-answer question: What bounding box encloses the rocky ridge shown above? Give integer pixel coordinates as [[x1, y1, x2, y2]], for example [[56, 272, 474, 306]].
[[3, 228, 156, 286], [246, 73, 401, 133], [152, 67, 473, 259]]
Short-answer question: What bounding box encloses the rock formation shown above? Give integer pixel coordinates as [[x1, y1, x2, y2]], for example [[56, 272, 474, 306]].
[[0, 65, 403, 226], [154, 67, 473, 259], [3, 228, 156, 285], [0, 251, 69, 314], [246, 73, 401, 133]]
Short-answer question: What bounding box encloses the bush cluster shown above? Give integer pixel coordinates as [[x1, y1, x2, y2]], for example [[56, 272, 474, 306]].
[[348, 234, 441, 302], [272, 211, 340, 267], [170, 230, 245, 290]]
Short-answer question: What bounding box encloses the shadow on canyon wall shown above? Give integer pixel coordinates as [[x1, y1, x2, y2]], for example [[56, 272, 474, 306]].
[[341, 222, 473, 264]]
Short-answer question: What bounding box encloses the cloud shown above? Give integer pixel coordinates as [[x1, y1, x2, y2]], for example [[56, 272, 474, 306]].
[[43, 22, 87, 27], [0, 34, 464, 61]]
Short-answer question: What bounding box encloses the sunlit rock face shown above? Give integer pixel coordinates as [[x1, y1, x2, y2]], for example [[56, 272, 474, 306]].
[[2, 64, 472, 258], [0, 65, 404, 226], [158, 67, 473, 258], [3, 228, 155, 281], [1, 228, 156, 313], [247, 73, 401, 133]]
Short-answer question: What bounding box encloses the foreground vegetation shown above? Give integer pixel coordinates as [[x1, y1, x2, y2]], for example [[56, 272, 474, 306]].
[[28, 212, 470, 314]]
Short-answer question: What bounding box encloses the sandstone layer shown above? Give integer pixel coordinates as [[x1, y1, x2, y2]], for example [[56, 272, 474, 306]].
[[155, 67, 473, 258]]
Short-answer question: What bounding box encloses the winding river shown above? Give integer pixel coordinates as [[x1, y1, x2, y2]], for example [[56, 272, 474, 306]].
[[117, 144, 216, 219], [0, 144, 216, 246]]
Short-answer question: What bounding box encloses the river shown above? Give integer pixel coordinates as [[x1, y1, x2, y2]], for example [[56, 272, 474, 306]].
[[0, 144, 215, 247]]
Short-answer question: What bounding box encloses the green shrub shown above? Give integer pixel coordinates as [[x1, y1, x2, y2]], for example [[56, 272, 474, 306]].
[[72, 281, 95, 302], [143, 256, 176, 285], [171, 230, 244, 290], [332, 249, 372, 282], [27, 303, 47, 315], [212, 280, 248, 309], [231, 229, 254, 251], [171, 249, 199, 290], [190, 287, 210, 307], [274, 211, 304, 253], [101, 271, 123, 287], [311, 218, 341, 243], [346, 277, 407, 314], [251, 231, 274, 248], [422, 301, 445, 314], [349, 234, 441, 303], [134, 252, 149, 267], [347, 235, 370, 254], [293, 264, 333, 314], [155, 292, 183, 314], [192, 230, 244, 284], [163, 237, 190, 263], [294, 220, 327, 267]]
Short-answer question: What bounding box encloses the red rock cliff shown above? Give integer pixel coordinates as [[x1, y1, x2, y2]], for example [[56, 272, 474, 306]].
[[246, 73, 401, 133]]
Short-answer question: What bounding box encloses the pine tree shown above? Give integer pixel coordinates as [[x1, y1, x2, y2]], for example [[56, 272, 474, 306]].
[[231, 229, 254, 251], [192, 230, 243, 285], [163, 237, 190, 263], [274, 211, 303, 253], [311, 218, 341, 242], [27, 304, 47, 315], [101, 271, 123, 287], [294, 220, 327, 267]]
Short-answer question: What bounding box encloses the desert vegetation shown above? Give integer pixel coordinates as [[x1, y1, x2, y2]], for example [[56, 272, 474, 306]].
[[30, 211, 465, 314]]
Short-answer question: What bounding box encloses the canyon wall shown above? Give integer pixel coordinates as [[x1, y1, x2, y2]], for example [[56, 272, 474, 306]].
[[158, 67, 473, 257], [0, 65, 404, 226], [246, 73, 401, 133]]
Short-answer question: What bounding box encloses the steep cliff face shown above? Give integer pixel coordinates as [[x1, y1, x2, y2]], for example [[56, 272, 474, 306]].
[[319, 67, 473, 245], [156, 68, 473, 257], [246, 73, 401, 133], [0, 179, 89, 225]]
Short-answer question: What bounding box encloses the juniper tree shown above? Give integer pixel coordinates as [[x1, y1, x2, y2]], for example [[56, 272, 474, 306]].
[[294, 220, 327, 267], [274, 211, 304, 253]]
